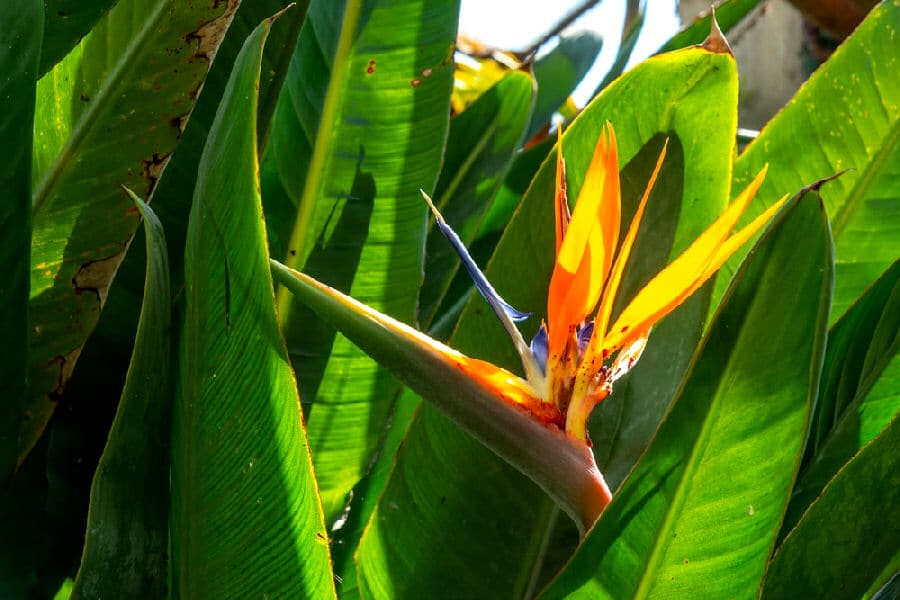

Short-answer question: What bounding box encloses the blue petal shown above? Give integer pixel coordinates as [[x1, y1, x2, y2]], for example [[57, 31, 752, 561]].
[[577, 322, 594, 354], [529, 324, 548, 375], [423, 191, 530, 324], [423, 191, 545, 388]]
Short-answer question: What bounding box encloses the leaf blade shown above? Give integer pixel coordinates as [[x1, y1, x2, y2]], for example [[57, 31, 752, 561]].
[[171, 15, 334, 597], [71, 193, 171, 598], [0, 0, 42, 483]]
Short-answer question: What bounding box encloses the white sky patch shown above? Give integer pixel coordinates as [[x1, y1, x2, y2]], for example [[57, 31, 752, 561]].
[[458, 0, 682, 106]]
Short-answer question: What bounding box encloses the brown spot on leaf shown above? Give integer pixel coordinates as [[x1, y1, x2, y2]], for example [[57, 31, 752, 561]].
[[366, 60, 376, 74], [73, 250, 127, 306]]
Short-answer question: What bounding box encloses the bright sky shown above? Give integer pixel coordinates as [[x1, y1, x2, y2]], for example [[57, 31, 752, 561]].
[[458, 0, 681, 106]]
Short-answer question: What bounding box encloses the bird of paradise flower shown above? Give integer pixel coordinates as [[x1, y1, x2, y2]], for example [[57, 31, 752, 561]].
[[273, 122, 788, 532]]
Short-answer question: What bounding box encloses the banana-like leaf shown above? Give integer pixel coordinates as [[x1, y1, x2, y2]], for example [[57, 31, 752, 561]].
[[171, 14, 335, 597], [0, 1, 41, 483], [40, 0, 118, 76], [354, 44, 741, 596], [781, 258, 900, 538], [263, 0, 460, 524], [71, 192, 170, 598], [24, 0, 240, 465], [543, 192, 833, 598], [762, 414, 900, 599], [715, 2, 900, 323], [420, 70, 535, 326]]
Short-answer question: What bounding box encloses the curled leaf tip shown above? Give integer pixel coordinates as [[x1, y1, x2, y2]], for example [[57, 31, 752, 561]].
[[702, 6, 734, 56]]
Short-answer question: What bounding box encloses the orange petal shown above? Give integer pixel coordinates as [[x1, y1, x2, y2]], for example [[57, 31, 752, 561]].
[[602, 167, 779, 355], [454, 355, 557, 422], [547, 124, 622, 359], [583, 141, 667, 370]]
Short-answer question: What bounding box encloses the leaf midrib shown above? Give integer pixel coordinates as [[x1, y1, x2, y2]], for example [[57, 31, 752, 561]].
[[277, 0, 362, 293], [31, 0, 170, 214]]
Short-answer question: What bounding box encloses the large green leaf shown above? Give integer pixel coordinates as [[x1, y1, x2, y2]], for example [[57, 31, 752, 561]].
[[354, 44, 741, 596], [781, 258, 900, 538], [264, 0, 460, 524], [40, 0, 118, 76], [0, 1, 42, 483], [24, 0, 240, 464], [716, 2, 900, 323], [419, 70, 535, 326], [543, 192, 834, 598], [171, 14, 334, 597], [762, 414, 900, 599], [71, 193, 170, 598]]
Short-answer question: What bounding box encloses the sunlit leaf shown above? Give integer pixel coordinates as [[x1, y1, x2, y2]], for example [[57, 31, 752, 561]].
[[171, 15, 334, 596], [263, 0, 460, 526]]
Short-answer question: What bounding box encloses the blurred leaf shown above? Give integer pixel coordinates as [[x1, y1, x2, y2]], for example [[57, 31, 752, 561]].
[[781, 258, 900, 538], [526, 30, 602, 140], [478, 136, 554, 238], [171, 15, 335, 597], [660, 0, 764, 53], [40, 0, 118, 76], [354, 45, 741, 596], [543, 192, 834, 598], [71, 194, 170, 598], [590, 0, 643, 98], [24, 0, 239, 466], [714, 2, 900, 323], [0, 0, 42, 483], [762, 414, 900, 600], [263, 0, 460, 525], [420, 70, 535, 326]]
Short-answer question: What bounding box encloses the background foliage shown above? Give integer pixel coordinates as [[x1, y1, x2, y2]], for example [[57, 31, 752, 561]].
[[1, 0, 897, 597]]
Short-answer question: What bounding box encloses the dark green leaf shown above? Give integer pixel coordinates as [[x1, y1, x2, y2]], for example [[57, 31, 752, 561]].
[[762, 415, 900, 600], [0, 0, 42, 483], [71, 193, 170, 598], [40, 0, 118, 76], [782, 258, 900, 538], [171, 15, 334, 596], [543, 193, 834, 598]]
